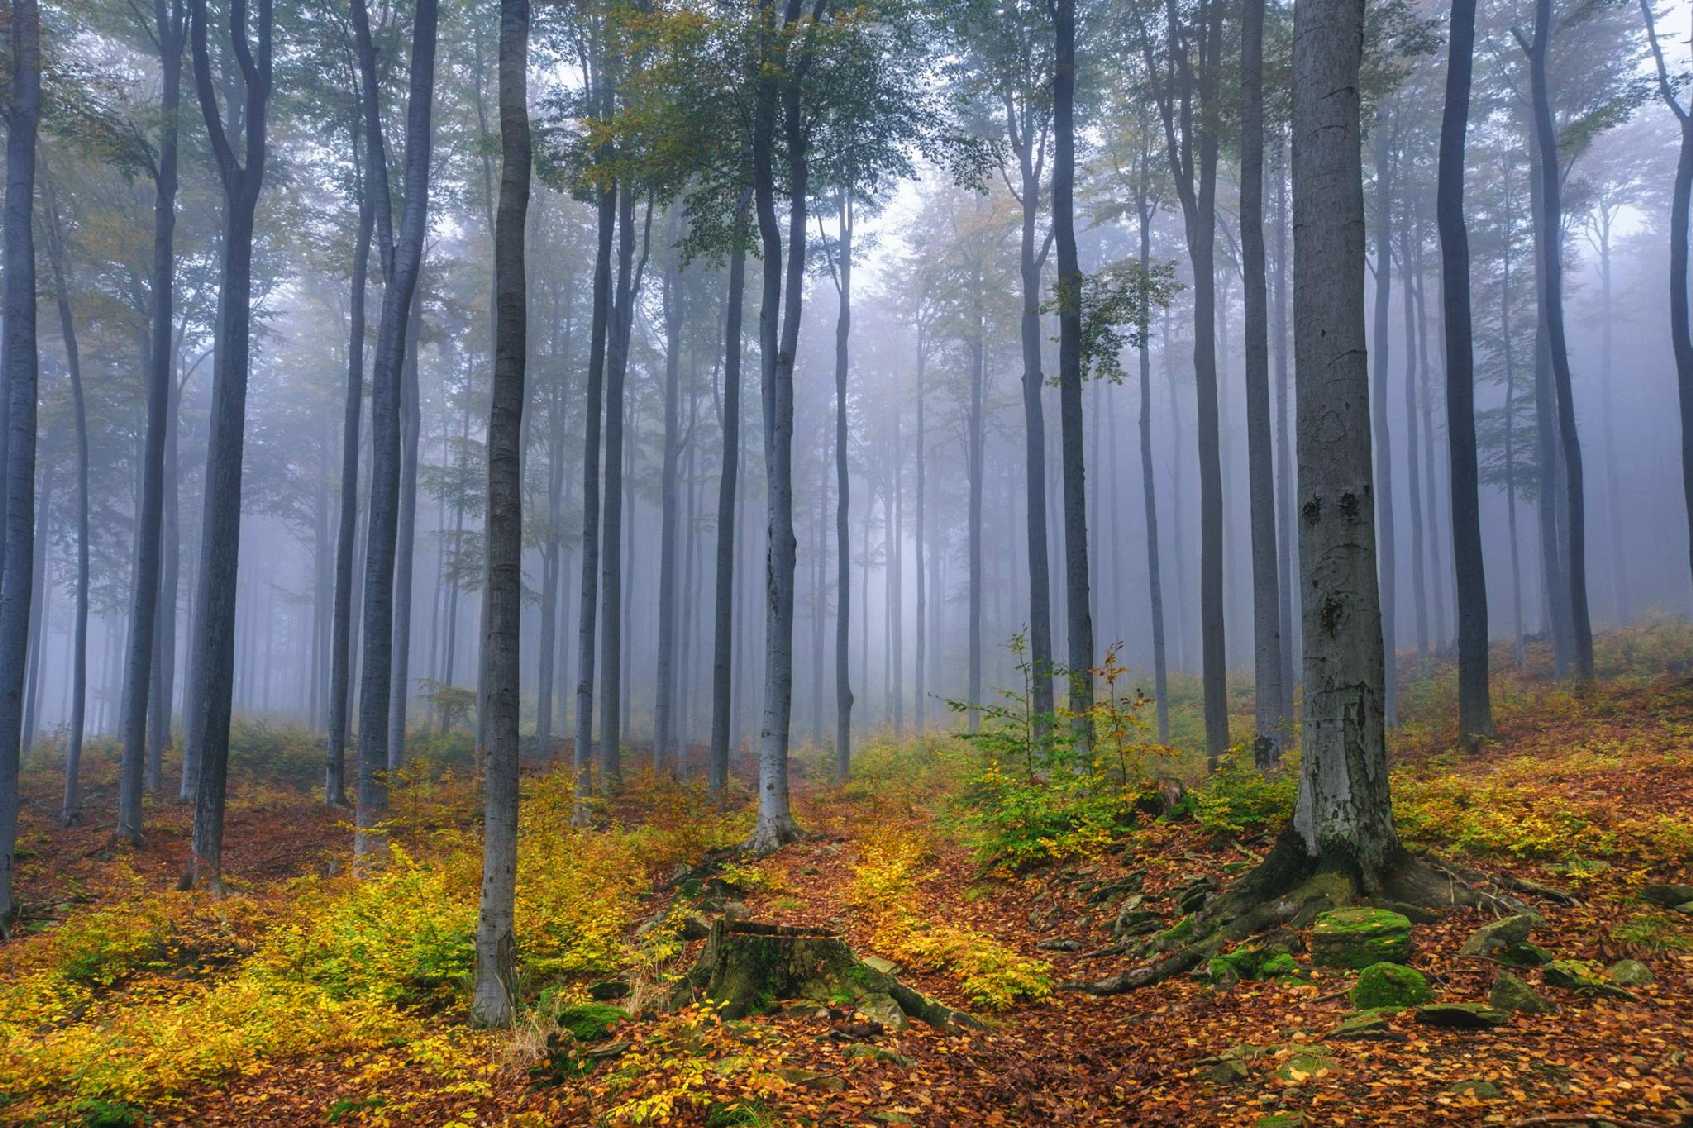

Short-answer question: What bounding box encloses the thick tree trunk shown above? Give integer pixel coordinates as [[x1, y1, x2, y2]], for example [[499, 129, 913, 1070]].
[[472, 0, 527, 1027], [1369, 122, 1398, 727], [1272, 131, 1297, 702], [1239, 0, 1285, 767], [180, 0, 272, 894], [1437, 0, 1494, 742], [0, 0, 40, 922], [599, 188, 642, 790], [1291, 0, 1403, 884], [1053, 0, 1092, 759], [709, 204, 748, 797]]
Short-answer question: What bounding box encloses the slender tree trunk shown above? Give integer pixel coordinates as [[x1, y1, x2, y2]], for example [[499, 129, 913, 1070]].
[[913, 332, 926, 737], [1501, 154, 1527, 667], [967, 321, 985, 734], [389, 278, 423, 769], [1594, 229, 1626, 624], [1138, 189, 1170, 743], [1402, 222, 1429, 657], [832, 191, 853, 778], [472, 0, 527, 1027], [573, 168, 614, 804], [1272, 130, 1296, 702], [708, 202, 748, 797], [180, 0, 272, 894], [599, 188, 641, 790], [654, 250, 685, 773], [1053, 0, 1092, 758], [1437, 0, 1494, 741], [21, 458, 50, 765], [1240, 0, 1285, 767], [1370, 121, 1398, 726]]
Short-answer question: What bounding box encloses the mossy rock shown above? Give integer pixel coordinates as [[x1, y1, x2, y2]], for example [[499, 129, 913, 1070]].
[[1414, 1003, 1508, 1029], [1490, 971, 1555, 1015], [1275, 1049, 1337, 1083], [1257, 1114, 1305, 1128], [1329, 1008, 1398, 1041], [1201, 1043, 1266, 1085], [1543, 958, 1634, 998], [1350, 962, 1431, 1010], [1640, 883, 1693, 908], [1311, 908, 1412, 969], [1448, 1079, 1503, 1100], [1607, 959, 1654, 987], [556, 1003, 627, 1043], [1458, 912, 1540, 958], [1497, 941, 1554, 968], [1208, 943, 1300, 984]]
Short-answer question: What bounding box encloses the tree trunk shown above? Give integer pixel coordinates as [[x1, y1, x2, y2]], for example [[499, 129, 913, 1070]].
[[655, 249, 685, 774], [1239, 0, 1285, 767], [1272, 129, 1297, 702], [1291, 0, 1403, 883], [599, 187, 641, 791], [180, 0, 272, 894], [709, 201, 748, 797], [1401, 223, 1428, 657], [913, 330, 926, 737], [1370, 120, 1398, 728], [1436, 0, 1494, 742], [389, 277, 424, 769], [1138, 186, 1170, 743], [472, 0, 527, 1027], [0, 0, 40, 922], [573, 163, 614, 803], [966, 321, 985, 734], [1053, 0, 1092, 759], [833, 191, 853, 779]]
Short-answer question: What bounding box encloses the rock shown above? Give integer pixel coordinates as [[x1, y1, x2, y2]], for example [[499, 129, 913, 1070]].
[[555, 1003, 627, 1042], [721, 900, 751, 921], [1208, 943, 1301, 984], [1607, 959, 1654, 987], [1311, 908, 1413, 969], [1490, 971, 1555, 1014], [1089, 878, 1144, 905], [1329, 1008, 1399, 1041], [1675, 901, 1693, 915], [588, 979, 631, 1001], [1256, 1115, 1304, 1128], [777, 1067, 847, 1092], [1414, 1003, 1508, 1029], [680, 913, 714, 941], [1543, 959, 1635, 999], [1497, 941, 1554, 968], [1200, 1044, 1262, 1085], [1448, 1079, 1503, 1100], [1275, 1049, 1337, 1083], [1640, 883, 1693, 908], [1175, 875, 1220, 914], [1037, 938, 1081, 952], [846, 1043, 914, 1067], [855, 992, 909, 1032], [1113, 905, 1163, 939], [861, 955, 900, 976], [1458, 912, 1541, 958], [1350, 962, 1432, 1010]]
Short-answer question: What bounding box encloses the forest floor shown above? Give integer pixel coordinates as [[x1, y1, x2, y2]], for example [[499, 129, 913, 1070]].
[[2, 626, 1692, 1126]]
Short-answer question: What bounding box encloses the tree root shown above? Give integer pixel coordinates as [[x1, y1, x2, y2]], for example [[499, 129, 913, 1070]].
[[1061, 829, 1540, 996]]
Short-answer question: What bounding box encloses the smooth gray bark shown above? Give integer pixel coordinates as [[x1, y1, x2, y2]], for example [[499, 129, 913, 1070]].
[[1369, 120, 1398, 727], [830, 191, 853, 779], [709, 204, 748, 797]]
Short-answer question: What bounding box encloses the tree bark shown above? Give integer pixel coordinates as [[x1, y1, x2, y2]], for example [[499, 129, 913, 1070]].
[[709, 200, 749, 797], [832, 191, 853, 779], [1137, 179, 1170, 743], [1369, 119, 1398, 727], [1437, 0, 1494, 742], [472, 0, 527, 1027], [389, 277, 423, 769]]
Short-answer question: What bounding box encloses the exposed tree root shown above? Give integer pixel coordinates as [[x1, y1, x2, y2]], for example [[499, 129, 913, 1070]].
[[1062, 830, 1539, 996], [744, 815, 804, 857]]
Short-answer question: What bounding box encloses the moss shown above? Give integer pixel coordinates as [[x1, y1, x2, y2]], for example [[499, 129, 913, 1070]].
[[556, 1003, 627, 1043], [1208, 943, 1300, 983], [1310, 908, 1412, 969], [1350, 962, 1431, 1010]]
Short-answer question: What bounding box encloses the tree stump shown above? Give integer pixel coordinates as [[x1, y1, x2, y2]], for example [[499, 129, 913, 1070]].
[[671, 919, 975, 1029]]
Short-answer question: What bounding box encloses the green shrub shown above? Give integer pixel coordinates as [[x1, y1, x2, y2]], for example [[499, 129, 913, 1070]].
[[1192, 748, 1297, 838]]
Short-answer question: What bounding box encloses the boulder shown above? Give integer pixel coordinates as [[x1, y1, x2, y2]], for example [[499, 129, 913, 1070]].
[[1175, 874, 1221, 914], [1639, 883, 1693, 908], [1544, 959, 1635, 999], [1497, 941, 1554, 968], [1208, 943, 1301, 984], [1448, 1080, 1503, 1100], [1414, 1003, 1508, 1029], [588, 979, 631, 1001], [1458, 912, 1541, 958], [1311, 908, 1413, 969], [1113, 904, 1163, 939], [1489, 971, 1554, 1015], [1607, 959, 1654, 987], [1329, 1008, 1399, 1041], [1275, 1049, 1337, 1083], [1350, 962, 1432, 1010]]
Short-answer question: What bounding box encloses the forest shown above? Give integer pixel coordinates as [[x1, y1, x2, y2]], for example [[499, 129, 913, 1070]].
[[0, 0, 1691, 1121]]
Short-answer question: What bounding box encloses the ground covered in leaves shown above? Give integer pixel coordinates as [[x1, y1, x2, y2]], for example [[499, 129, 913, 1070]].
[[3, 625, 1692, 1126]]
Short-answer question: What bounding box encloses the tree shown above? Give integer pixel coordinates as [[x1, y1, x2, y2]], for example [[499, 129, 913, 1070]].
[[1369, 114, 1399, 727], [353, 0, 442, 856], [180, 0, 274, 894], [1640, 0, 1693, 605], [0, 0, 42, 925], [1438, 0, 1494, 745], [472, 0, 529, 1029], [1239, 0, 1286, 765]]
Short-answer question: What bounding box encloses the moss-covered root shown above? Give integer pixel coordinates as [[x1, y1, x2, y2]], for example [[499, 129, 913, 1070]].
[[1062, 831, 1531, 996], [671, 920, 977, 1029]]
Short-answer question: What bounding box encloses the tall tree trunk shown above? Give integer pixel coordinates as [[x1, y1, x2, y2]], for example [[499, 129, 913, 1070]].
[[21, 457, 50, 769], [1437, 0, 1494, 742], [180, 0, 272, 894], [1291, 0, 1403, 882], [599, 188, 641, 791], [389, 278, 424, 768], [472, 0, 527, 1027], [1370, 120, 1398, 727], [41, 180, 92, 826], [1053, 0, 1092, 758], [1240, 0, 1285, 767], [1501, 153, 1527, 667], [708, 201, 748, 797], [118, 0, 185, 834], [654, 248, 685, 774], [1520, 2, 1593, 680], [1272, 129, 1296, 702], [1401, 222, 1428, 657], [1138, 185, 1170, 743], [913, 330, 926, 738], [832, 191, 853, 779], [966, 320, 985, 734]]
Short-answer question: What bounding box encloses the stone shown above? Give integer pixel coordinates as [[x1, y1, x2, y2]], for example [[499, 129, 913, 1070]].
[[1208, 943, 1301, 984], [1311, 908, 1413, 969], [1037, 938, 1081, 952], [1257, 1114, 1305, 1128], [861, 955, 900, 976], [555, 1003, 627, 1043], [1201, 1044, 1263, 1085], [1176, 875, 1220, 914], [1543, 959, 1634, 998], [1606, 959, 1654, 987], [1497, 941, 1553, 968], [1113, 905, 1163, 938], [1329, 1008, 1398, 1041], [1350, 962, 1431, 1010], [1275, 1049, 1337, 1083], [588, 979, 631, 1001], [1458, 912, 1541, 958], [680, 913, 713, 941], [1640, 883, 1693, 908], [1489, 972, 1554, 1015], [1448, 1080, 1503, 1100], [1675, 901, 1693, 915], [856, 992, 909, 1032], [1414, 1003, 1508, 1029], [777, 1067, 847, 1092], [847, 1044, 913, 1067]]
